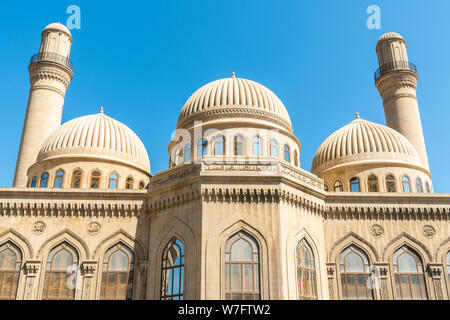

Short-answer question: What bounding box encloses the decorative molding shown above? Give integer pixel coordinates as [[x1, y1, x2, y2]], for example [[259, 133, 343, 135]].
[[32, 221, 46, 235], [328, 231, 380, 261], [24, 260, 41, 275], [150, 165, 201, 187], [382, 232, 433, 261], [87, 222, 101, 236], [427, 263, 443, 279], [80, 261, 97, 277], [371, 225, 384, 238], [423, 225, 436, 239]]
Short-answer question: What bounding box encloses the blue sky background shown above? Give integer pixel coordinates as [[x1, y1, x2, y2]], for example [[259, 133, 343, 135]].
[[0, 0, 449, 191]]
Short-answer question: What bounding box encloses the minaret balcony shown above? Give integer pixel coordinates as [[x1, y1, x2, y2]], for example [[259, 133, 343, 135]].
[[374, 61, 417, 81], [30, 52, 74, 71]]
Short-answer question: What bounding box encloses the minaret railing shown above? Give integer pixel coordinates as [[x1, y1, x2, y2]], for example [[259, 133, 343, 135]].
[[374, 61, 417, 81], [30, 52, 74, 71]]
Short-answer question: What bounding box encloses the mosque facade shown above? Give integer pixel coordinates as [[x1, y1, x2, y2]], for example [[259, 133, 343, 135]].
[[0, 23, 449, 300]]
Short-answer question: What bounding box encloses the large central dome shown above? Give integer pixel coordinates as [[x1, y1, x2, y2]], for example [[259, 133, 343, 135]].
[[177, 75, 292, 131]]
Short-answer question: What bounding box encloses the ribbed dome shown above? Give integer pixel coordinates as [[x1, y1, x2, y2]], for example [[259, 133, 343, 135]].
[[177, 76, 292, 131], [37, 111, 150, 172], [311, 117, 422, 175], [43, 23, 72, 38]]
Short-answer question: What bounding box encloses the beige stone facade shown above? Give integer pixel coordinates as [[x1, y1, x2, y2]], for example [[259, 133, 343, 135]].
[[1, 24, 449, 300]]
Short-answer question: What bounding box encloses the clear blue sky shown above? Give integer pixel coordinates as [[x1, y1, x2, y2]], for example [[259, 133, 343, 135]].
[[0, 0, 449, 192]]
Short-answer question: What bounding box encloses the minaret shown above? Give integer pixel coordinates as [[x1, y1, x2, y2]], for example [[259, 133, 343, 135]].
[[375, 32, 429, 171], [13, 23, 74, 187]]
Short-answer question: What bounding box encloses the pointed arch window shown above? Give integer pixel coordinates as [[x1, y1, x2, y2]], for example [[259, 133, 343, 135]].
[[402, 176, 411, 193], [40, 172, 49, 188], [416, 178, 423, 193], [54, 170, 65, 188], [109, 173, 118, 189], [284, 145, 290, 163], [184, 144, 191, 163], [386, 175, 396, 192], [125, 177, 133, 190], [71, 170, 82, 188], [31, 176, 37, 188], [294, 150, 299, 167], [161, 238, 185, 300], [296, 239, 317, 300], [90, 171, 101, 189], [339, 246, 373, 300], [270, 140, 278, 157], [425, 182, 431, 193], [368, 176, 378, 192], [100, 243, 134, 300], [198, 139, 207, 158], [0, 242, 22, 300], [334, 181, 343, 192], [234, 135, 244, 156], [225, 231, 260, 300], [43, 242, 79, 300], [253, 137, 262, 156], [215, 136, 225, 156], [393, 246, 427, 300]]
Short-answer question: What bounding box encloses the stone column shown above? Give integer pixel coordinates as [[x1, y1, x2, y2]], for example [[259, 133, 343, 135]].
[[374, 263, 391, 300], [427, 263, 445, 300], [136, 260, 149, 300], [326, 263, 337, 300], [80, 261, 97, 300], [23, 260, 42, 300]]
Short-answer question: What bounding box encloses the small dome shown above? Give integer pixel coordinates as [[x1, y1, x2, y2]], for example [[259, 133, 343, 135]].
[[177, 76, 292, 131], [377, 32, 404, 45], [37, 110, 150, 173], [43, 22, 72, 38], [311, 117, 422, 175]]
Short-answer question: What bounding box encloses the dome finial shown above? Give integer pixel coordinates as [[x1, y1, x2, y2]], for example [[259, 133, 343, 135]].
[[356, 112, 360, 119], [100, 106, 104, 114], [231, 72, 236, 78]]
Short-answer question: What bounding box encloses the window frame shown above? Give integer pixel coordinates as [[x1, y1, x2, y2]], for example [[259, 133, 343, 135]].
[[90, 171, 101, 189], [269, 139, 278, 157], [0, 242, 22, 300], [53, 170, 65, 188], [40, 172, 49, 188], [334, 181, 344, 192], [367, 175, 378, 192], [125, 177, 134, 190], [234, 135, 245, 156], [296, 239, 317, 300], [416, 178, 423, 193], [108, 173, 119, 190], [385, 175, 396, 193], [402, 176, 411, 193], [349, 177, 360, 192], [160, 238, 185, 300], [252, 136, 262, 157], [71, 170, 82, 189], [284, 144, 290, 163]]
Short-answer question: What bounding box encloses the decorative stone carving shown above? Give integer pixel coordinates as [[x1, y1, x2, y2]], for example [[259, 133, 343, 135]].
[[80, 261, 97, 276], [24, 261, 41, 275], [423, 225, 436, 239], [87, 222, 101, 236], [32, 221, 46, 235], [371, 225, 384, 238]]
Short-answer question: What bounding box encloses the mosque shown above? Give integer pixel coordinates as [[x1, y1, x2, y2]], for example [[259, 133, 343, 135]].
[[0, 22, 449, 300]]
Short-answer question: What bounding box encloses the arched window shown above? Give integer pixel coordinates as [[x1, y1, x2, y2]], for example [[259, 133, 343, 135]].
[[350, 177, 360, 192], [368, 176, 378, 192], [324, 184, 329, 191], [215, 136, 225, 156], [198, 139, 207, 158], [175, 149, 183, 166], [161, 238, 185, 300], [425, 182, 431, 193], [253, 137, 262, 156], [40, 172, 49, 188], [402, 176, 411, 193], [125, 177, 133, 190], [334, 181, 343, 192], [339, 246, 373, 300], [109, 173, 118, 189], [0, 242, 22, 300], [54, 170, 64, 188], [294, 150, 299, 167], [100, 243, 134, 300], [139, 181, 145, 190], [296, 239, 317, 300], [270, 140, 278, 157], [393, 246, 427, 300], [386, 175, 396, 192], [43, 242, 79, 300], [71, 170, 82, 188], [184, 144, 191, 163], [446, 251, 450, 287], [284, 145, 290, 163], [234, 135, 244, 156], [416, 178, 423, 193], [90, 171, 101, 189], [225, 231, 260, 300], [31, 176, 37, 188]]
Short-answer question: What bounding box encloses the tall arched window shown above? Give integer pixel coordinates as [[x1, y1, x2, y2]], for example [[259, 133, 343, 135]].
[[184, 144, 191, 163], [368, 176, 378, 192], [90, 171, 101, 189], [425, 182, 431, 193], [446, 251, 450, 288], [294, 151, 299, 167], [40, 172, 49, 188], [54, 170, 64, 188], [161, 238, 185, 300], [225, 231, 260, 300], [402, 176, 411, 193], [233, 135, 244, 156], [270, 140, 278, 157], [215, 136, 225, 156], [109, 173, 118, 189], [284, 145, 290, 163], [71, 170, 82, 188], [386, 175, 396, 192], [253, 137, 262, 156], [139, 181, 145, 190], [0, 242, 22, 300], [416, 178, 423, 193], [393, 246, 427, 300], [43, 242, 79, 300], [296, 239, 317, 300], [31, 176, 37, 188], [100, 243, 134, 300], [198, 139, 207, 158], [334, 181, 343, 192], [125, 177, 133, 190], [350, 177, 360, 192], [339, 246, 373, 300]]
